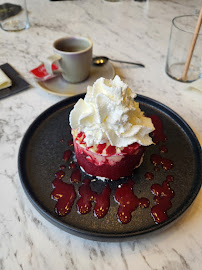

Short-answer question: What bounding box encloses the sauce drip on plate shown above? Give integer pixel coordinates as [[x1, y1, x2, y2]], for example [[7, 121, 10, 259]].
[[51, 115, 175, 225]]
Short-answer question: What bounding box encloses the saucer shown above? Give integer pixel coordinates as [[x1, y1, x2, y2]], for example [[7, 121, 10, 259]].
[[35, 61, 115, 97]]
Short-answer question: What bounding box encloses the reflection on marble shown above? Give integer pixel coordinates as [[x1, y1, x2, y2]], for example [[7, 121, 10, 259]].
[[0, 0, 202, 269]]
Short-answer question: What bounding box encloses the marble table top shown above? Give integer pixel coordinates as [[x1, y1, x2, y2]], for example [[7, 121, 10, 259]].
[[0, 0, 202, 269]]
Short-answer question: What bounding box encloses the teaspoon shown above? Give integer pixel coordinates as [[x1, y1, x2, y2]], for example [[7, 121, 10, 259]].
[[93, 56, 145, 68]]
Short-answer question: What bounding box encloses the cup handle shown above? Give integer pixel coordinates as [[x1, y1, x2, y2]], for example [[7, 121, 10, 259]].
[[44, 54, 62, 75]]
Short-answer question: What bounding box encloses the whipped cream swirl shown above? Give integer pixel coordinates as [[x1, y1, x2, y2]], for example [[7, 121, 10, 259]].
[[69, 76, 154, 148]]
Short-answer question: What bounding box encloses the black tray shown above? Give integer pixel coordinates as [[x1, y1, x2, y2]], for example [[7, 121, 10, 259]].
[[0, 63, 30, 100]]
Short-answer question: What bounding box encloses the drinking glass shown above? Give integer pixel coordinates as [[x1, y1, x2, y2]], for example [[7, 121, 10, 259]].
[[165, 15, 202, 82], [0, 0, 29, 31], [104, 0, 124, 2]]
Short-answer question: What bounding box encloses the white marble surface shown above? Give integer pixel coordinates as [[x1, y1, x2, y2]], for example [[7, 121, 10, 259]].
[[0, 0, 202, 269]]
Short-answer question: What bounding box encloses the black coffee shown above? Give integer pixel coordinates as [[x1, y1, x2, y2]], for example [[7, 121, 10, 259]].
[[55, 38, 90, 53], [59, 45, 87, 52]]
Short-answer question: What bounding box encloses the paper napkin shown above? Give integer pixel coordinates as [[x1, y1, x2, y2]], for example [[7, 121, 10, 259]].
[[188, 78, 202, 92], [0, 68, 12, 90]]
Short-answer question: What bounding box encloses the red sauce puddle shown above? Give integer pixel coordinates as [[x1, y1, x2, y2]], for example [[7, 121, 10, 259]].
[[55, 170, 65, 179], [151, 154, 174, 170], [150, 115, 167, 144], [151, 175, 174, 223], [69, 161, 77, 169], [51, 178, 76, 216], [114, 179, 150, 224], [71, 168, 82, 183], [63, 149, 72, 161], [51, 115, 176, 225], [77, 179, 111, 219]]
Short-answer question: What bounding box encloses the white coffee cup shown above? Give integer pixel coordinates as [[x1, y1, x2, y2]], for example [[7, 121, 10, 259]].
[[44, 36, 93, 83]]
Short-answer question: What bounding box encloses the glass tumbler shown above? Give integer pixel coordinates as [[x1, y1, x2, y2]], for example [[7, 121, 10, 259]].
[[0, 0, 29, 31], [165, 15, 202, 82]]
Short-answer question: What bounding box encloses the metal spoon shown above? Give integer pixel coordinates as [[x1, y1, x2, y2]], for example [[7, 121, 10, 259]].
[[92, 56, 145, 68]]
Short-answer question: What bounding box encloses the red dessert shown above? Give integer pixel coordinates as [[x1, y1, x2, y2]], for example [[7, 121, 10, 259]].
[[69, 76, 155, 181], [72, 129, 145, 180]]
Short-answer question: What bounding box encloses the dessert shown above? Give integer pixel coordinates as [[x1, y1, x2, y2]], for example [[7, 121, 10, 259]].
[[69, 75, 154, 180]]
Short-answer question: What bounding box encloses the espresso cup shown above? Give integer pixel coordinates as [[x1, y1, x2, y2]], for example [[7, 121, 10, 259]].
[[44, 36, 93, 83]]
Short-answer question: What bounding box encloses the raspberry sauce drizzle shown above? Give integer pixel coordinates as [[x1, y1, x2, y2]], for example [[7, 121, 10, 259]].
[[151, 154, 174, 170], [77, 179, 96, 214], [139, 198, 150, 208], [69, 161, 77, 169], [114, 179, 150, 224], [151, 175, 175, 224], [71, 168, 82, 183], [150, 115, 167, 144], [63, 149, 72, 161], [51, 113, 176, 225], [77, 179, 111, 218], [51, 178, 76, 216], [55, 170, 65, 179], [94, 184, 111, 219]]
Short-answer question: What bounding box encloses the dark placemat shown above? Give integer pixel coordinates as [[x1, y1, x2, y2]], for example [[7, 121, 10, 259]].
[[0, 63, 30, 100]]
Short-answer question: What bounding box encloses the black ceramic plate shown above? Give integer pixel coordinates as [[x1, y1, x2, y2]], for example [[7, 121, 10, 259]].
[[18, 94, 202, 241]]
